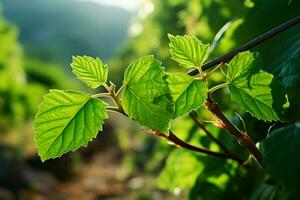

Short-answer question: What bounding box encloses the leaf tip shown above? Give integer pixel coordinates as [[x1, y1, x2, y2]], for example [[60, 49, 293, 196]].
[[168, 33, 175, 40]]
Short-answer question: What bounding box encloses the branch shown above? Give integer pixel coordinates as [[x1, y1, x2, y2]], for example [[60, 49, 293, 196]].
[[188, 16, 300, 75], [189, 112, 232, 155], [104, 15, 298, 166], [181, 17, 300, 167], [205, 95, 265, 168], [147, 129, 244, 165]]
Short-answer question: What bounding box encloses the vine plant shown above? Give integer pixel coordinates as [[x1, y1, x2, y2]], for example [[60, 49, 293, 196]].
[[33, 17, 299, 168]]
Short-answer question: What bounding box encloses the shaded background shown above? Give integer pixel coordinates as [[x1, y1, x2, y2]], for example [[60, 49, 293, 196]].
[[0, 0, 299, 199]]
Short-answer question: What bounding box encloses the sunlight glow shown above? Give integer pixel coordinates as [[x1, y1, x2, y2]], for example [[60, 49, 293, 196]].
[[76, 0, 142, 11], [129, 22, 143, 36], [138, 1, 154, 18]]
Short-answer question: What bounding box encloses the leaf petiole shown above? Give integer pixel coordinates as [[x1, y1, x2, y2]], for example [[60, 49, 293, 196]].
[[208, 82, 229, 94], [93, 93, 111, 98], [116, 84, 126, 96], [203, 62, 225, 80], [94, 82, 125, 115], [106, 106, 120, 112], [103, 83, 112, 93]]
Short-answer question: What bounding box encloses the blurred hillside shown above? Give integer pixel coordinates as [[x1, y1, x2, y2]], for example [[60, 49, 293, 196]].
[[0, 4, 80, 156], [2, 0, 131, 65]]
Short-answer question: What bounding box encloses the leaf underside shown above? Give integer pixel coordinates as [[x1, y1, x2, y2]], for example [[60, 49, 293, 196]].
[[34, 90, 107, 161]]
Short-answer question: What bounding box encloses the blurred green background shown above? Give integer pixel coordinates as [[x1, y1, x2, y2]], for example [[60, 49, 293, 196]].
[[0, 0, 299, 199]]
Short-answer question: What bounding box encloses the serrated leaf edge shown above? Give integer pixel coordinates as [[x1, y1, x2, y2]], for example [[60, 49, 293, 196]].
[[34, 89, 108, 161]]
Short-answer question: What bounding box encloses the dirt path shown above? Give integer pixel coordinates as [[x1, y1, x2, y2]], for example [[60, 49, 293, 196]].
[[19, 148, 132, 200], [53, 149, 131, 200]]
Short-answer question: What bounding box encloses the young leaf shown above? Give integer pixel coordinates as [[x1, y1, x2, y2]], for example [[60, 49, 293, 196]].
[[264, 123, 300, 186], [122, 55, 174, 133], [71, 55, 108, 89], [167, 73, 208, 118], [34, 90, 108, 161], [168, 34, 210, 68], [226, 51, 261, 82], [226, 52, 285, 121]]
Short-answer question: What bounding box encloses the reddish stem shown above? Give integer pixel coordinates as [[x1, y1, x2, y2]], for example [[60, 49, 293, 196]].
[[147, 129, 244, 165], [205, 95, 264, 168]]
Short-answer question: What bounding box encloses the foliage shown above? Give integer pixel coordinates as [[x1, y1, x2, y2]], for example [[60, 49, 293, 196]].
[[0, 7, 78, 153], [34, 90, 108, 161], [33, 21, 296, 200], [0, 0, 296, 199], [108, 0, 300, 199], [122, 56, 173, 132], [158, 149, 204, 191], [264, 123, 300, 192], [168, 34, 210, 69], [226, 51, 285, 121], [167, 73, 207, 117], [71, 56, 108, 89], [0, 13, 44, 129]]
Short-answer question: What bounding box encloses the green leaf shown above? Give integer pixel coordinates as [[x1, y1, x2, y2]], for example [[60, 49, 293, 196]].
[[250, 183, 277, 200], [279, 48, 300, 89], [229, 71, 285, 121], [226, 52, 285, 121], [264, 123, 300, 187], [158, 149, 204, 191], [168, 34, 210, 68], [122, 55, 173, 133], [278, 46, 300, 121], [34, 90, 108, 161], [226, 51, 261, 82], [167, 73, 208, 118], [71, 55, 108, 89]]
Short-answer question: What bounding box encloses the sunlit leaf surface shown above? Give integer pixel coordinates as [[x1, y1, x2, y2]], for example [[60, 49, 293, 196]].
[[34, 90, 107, 161]]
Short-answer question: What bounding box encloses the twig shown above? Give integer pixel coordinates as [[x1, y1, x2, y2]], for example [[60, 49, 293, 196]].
[[203, 62, 224, 79], [234, 112, 246, 131], [147, 129, 244, 164], [189, 112, 232, 155], [181, 16, 300, 167], [100, 15, 300, 168], [104, 83, 125, 115], [188, 16, 300, 75], [205, 95, 265, 168]]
